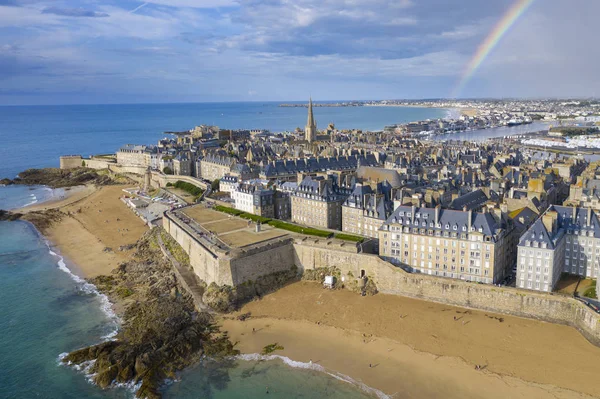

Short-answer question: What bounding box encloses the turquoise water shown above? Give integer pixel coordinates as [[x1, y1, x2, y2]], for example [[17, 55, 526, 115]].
[[0, 219, 375, 398], [0, 221, 128, 398], [0, 184, 65, 210]]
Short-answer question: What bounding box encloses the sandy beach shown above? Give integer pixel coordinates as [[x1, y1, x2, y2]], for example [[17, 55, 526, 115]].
[[16, 184, 96, 213], [14, 183, 600, 398], [22, 184, 149, 278], [222, 282, 600, 399]]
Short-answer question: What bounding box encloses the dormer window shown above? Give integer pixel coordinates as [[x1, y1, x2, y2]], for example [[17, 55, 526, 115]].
[[453, 225, 457, 230], [462, 226, 467, 231]]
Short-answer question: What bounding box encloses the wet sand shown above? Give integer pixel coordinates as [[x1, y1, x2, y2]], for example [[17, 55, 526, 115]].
[[222, 282, 600, 399], [16, 184, 95, 213]]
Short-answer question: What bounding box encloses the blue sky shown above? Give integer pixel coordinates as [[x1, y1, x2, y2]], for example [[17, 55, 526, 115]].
[[0, 0, 598, 104]]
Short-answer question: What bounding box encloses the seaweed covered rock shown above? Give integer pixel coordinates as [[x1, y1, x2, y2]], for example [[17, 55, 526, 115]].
[[20, 209, 64, 231], [63, 228, 239, 398], [203, 283, 237, 313], [3, 167, 127, 188]]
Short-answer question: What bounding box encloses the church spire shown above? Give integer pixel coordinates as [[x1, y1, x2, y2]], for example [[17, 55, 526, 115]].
[[305, 97, 317, 143]]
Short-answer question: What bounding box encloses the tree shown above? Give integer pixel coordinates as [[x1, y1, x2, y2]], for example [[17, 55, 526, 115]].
[[81, 160, 86, 167], [211, 179, 220, 192], [163, 167, 173, 175]]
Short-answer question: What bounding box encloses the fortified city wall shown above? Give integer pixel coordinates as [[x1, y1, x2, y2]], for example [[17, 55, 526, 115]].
[[60, 155, 208, 190], [293, 241, 600, 346], [163, 212, 295, 287], [59, 155, 600, 345]]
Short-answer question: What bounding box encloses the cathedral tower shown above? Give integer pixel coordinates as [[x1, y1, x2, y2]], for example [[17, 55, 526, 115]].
[[305, 97, 317, 143]]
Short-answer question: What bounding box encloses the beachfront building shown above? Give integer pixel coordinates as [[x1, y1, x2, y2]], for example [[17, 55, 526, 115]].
[[290, 175, 347, 230], [117, 144, 149, 168], [342, 183, 391, 239], [517, 206, 600, 292], [379, 205, 514, 284]]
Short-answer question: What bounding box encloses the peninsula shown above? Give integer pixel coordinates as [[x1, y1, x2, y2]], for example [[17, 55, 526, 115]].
[[3, 98, 600, 399]]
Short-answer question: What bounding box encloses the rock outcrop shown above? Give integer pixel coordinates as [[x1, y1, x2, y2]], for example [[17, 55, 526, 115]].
[[63, 229, 239, 399], [2, 167, 124, 188]]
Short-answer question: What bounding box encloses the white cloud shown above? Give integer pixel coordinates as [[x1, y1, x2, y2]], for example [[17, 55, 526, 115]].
[[140, 0, 237, 8]]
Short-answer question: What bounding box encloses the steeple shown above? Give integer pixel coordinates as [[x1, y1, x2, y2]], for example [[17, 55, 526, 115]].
[[305, 97, 317, 143]]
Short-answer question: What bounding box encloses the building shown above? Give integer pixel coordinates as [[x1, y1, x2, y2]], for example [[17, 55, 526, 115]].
[[342, 183, 391, 239], [117, 144, 149, 167], [219, 174, 239, 194], [291, 175, 346, 230], [305, 97, 317, 143], [517, 205, 600, 292], [260, 154, 379, 181], [173, 154, 192, 176], [379, 205, 514, 284], [232, 183, 275, 218], [200, 154, 235, 182]]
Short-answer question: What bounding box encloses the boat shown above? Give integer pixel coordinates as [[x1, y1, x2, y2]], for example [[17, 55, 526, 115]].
[[507, 119, 523, 127]]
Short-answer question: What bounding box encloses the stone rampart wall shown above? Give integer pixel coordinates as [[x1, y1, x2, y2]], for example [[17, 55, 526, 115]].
[[293, 242, 600, 346]]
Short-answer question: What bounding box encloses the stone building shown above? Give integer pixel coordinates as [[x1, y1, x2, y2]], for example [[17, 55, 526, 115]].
[[232, 182, 275, 218], [379, 205, 514, 284], [517, 205, 600, 292], [117, 144, 149, 167], [173, 154, 192, 176], [219, 174, 239, 194], [342, 183, 391, 239], [291, 175, 347, 230], [200, 154, 235, 182]]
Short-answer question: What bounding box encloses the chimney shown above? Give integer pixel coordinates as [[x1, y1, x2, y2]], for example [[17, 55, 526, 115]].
[[467, 210, 472, 230], [572, 207, 577, 222], [542, 210, 558, 235], [588, 207, 592, 227], [435, 204, 441, 224], [411, 205, 416, 223]]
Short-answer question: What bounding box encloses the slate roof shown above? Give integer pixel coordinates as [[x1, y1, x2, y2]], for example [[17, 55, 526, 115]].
[[383, 205, 501, 239], [261, 154, 378, 178], [518, 205, 600, 249], [449, 189, 488, 211]]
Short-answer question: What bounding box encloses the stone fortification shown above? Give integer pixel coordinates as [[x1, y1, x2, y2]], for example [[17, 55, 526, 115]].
[[162, 216, 600, 345], [293, 241, 600, 346]]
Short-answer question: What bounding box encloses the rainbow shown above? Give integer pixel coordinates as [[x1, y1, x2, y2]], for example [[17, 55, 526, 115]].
[[452, 0, 535, 98]]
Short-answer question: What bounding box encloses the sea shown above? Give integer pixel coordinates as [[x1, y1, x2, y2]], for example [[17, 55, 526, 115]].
[[0, 102, 548, 398]]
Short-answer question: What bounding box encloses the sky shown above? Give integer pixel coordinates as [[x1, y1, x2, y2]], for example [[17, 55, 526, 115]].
[[0, 0, 598, 105]]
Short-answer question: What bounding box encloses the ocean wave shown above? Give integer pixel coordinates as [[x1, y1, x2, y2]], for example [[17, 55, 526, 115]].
[[235, 353, 390, 399], [46, 244, 120, 340], [21, 194, 38, 208]]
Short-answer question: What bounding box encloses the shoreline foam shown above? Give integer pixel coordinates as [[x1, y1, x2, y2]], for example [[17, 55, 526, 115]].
[[45, 240, 120, 340], [236, 353, 389, 399]]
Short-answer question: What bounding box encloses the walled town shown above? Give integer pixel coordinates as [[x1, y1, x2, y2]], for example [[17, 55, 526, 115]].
[[59, 99, 600, 347]]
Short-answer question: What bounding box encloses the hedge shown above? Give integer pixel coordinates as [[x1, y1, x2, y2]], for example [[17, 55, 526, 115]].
[[214, 205, 271, 224], [174, 180, 204, 197], [213, 205, 334, 238], [212, 205, 366, 242], [267, 220, 332, 238], [333, 233, 364, 243]]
